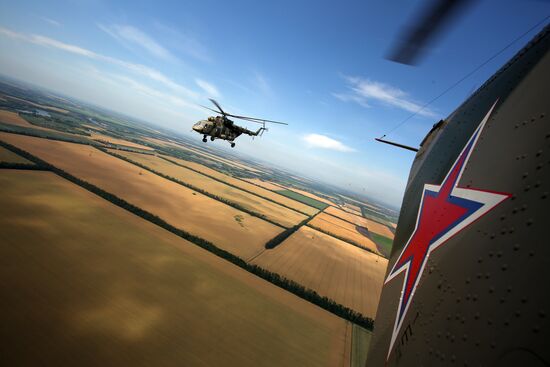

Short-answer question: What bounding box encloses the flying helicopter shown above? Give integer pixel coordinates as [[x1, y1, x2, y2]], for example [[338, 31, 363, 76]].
[[192, 99, 287, 147]]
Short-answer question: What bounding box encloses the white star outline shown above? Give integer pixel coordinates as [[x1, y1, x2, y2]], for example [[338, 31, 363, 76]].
[[384, 100, 510, 360]]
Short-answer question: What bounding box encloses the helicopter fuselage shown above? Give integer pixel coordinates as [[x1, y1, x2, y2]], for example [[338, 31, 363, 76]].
[[192, 115, 264, 147], [192, 117, 241, 142]]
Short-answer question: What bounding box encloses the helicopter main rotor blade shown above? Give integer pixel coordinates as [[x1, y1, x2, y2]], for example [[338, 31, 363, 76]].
[[387, 0, 474, 65], [201, 99, 288, 125], [199, 104, 223, 114], [209, 98, 226, 115], [228, 114, 288, 125]]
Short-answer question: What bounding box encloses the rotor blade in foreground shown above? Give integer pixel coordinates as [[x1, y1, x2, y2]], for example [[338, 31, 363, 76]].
[[209, 98, 226, 115], [387, 0, 474, 65]]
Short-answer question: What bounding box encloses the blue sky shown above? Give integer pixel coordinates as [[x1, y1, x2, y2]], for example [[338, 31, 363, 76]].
[[0, 0, 548, 207]]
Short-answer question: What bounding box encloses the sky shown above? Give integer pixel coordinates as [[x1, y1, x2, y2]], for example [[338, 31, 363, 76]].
[[0, 0, 548, 207]]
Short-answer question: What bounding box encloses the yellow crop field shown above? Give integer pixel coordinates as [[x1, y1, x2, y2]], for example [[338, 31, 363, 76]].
[[244, 178, 284, 191], [0, 133, 281, 260], [252, 226, 388, 318], [325, 206, 370, 226], [110, 150, 308, 228], [325, 206, 394, 239], [344, 203, 362, 213], [0, 109, 52, 131], [308, 213, 378, 253], [0, 145, 33, 164], [0, 170, 348, 367], [89, 133, 154, 151], [364, 218, 394, 238], [162, 155, 320, 216]]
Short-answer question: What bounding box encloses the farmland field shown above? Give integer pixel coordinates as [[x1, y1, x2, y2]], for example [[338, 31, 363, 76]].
[[351, 325, 372, 367], [163, 155, 320, 216], [110, 150, 308, 228], [0, 170, 348, 367], [369, 232, 394, 258], [285, 187, 337, 206], [0, 145, 32, 164], [0, 133, 281, 260], [325, 206, 394, 238], [251, 226, 388, 318], [0, 109, 55, 131], [308, 212, 379, 253], [89, 133, 154, 151], [243, 178, 284, 191], [156, 139, 263, 173], [276, 189, 329, 210]]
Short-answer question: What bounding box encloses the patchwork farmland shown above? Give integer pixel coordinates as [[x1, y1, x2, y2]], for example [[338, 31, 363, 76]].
[[0, 133, 282, 260], [0, 82, 401, 366], [0, 170, 348, 367]]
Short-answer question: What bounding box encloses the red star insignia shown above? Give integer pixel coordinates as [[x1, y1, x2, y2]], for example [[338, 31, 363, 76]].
[[384, 101, 511, 359]]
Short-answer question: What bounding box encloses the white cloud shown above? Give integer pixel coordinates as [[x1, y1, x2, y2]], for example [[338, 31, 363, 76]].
[[41, 17, 61, 27], [303, 134, 355, 152], [335, 76, 437, 118], [98, 24, 175, 62], [0, 26, 198, 99], [195, 78, 220, 98]]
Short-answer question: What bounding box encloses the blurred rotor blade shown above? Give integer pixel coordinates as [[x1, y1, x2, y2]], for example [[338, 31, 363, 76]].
[[387, 0, 474, 65], [199, 104, 222, 114], [228, 114, 288, 125], [209, 98, 226, 115]]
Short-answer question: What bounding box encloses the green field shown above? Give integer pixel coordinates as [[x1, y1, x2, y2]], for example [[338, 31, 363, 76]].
[[351, 324, 372, 367], [360, 205, 395, 227], [0, 170, 346, 367], [369, 231, 394, 258], [276, 189, 329, 210]]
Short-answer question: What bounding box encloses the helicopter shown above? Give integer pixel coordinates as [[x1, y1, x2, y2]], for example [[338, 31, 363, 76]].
[[192, 99, 287, 147]]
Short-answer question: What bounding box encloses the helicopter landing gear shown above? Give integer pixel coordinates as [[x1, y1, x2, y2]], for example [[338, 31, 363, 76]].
[[202, 135, 207, 143], [210, 136, 215, 141], [230, 142, 235, 148]]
